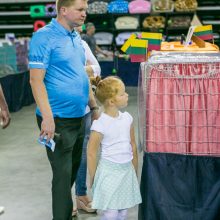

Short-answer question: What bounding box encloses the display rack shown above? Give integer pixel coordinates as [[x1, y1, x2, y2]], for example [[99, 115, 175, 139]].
[[0, 0, 219, 46], [0, 0, 55, 3], [139, 52, 220, 219]]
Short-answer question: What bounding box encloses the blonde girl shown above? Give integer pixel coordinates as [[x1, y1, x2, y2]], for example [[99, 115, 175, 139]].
[[88, 76, 142, 220]]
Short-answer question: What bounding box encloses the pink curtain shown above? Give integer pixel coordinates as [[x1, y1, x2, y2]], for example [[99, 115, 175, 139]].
[[145, 63, 220, 155]]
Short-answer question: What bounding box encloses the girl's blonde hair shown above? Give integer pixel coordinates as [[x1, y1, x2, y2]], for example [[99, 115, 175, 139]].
[[93, 76, 124, 104]]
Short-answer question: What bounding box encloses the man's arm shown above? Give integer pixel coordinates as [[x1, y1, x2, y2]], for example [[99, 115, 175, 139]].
[[29, 69, 55, 141], [95, 45, 108, 57], [0, 84, 10, 129]]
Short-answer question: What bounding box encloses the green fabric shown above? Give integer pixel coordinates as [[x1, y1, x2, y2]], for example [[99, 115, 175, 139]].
[[30, 5, 45, 18], [82, 24, 86, 31]]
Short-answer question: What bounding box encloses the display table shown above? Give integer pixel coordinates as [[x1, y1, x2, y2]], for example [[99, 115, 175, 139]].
[[99, 58, 140, 86], [0, 59, 139, 112], [0, 71, 34, 112], [138, 53, 220, 220]]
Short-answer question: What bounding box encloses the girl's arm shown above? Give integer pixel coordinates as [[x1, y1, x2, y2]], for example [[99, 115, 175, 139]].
[[87, 130, 102, 187], [130, 123, 138, 174]]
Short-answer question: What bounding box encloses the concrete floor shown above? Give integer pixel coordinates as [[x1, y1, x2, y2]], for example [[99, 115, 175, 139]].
[[0, 87, 142, 220]]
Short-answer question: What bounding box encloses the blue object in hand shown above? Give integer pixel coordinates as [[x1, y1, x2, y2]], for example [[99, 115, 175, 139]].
[[38, 136, 56, 152]]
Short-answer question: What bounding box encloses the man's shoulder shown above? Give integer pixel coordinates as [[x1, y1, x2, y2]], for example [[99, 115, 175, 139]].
[[34, 24, 53, 37], [31, 24, 56, 46]]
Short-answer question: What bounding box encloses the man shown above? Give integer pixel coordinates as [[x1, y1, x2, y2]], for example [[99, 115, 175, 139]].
[[82, 22, 109, 57], [0, 83, 11, 215], [29, 0, 98, 219]]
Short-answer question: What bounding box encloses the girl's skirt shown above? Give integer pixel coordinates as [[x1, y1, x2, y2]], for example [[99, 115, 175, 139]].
[[91, 159, 142, 210]]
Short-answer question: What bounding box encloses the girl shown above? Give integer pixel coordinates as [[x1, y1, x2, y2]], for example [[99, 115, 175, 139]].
[[87, 76, 142, 220]]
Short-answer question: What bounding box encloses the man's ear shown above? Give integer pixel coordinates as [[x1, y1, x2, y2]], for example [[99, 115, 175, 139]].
[[60, 6, 67, 15]]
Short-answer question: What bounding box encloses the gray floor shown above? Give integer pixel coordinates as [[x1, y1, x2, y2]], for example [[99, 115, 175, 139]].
[[0, 87, 142, 220]]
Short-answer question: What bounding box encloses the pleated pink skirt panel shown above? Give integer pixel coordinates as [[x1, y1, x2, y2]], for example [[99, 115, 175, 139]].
[[145, 63, 220, 155]]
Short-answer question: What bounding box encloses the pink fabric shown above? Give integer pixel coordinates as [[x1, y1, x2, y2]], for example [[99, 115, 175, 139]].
[[128, 0, 151, 14], [145, 63, 220, 155]]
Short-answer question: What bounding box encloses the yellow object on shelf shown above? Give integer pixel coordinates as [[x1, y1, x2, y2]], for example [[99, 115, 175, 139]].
[[161, 41, 219, 52]]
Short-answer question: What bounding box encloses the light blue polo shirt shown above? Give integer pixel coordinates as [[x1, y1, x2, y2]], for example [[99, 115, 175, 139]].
[[29, 18, 89, 118]]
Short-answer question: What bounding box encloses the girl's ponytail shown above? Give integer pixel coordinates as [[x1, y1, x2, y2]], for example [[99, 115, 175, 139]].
[[90, 76, 101, 87]]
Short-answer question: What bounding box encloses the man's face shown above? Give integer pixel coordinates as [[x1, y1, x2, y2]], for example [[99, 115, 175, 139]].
[[62, 0, 88, 27], [90, 26, 95, 34]]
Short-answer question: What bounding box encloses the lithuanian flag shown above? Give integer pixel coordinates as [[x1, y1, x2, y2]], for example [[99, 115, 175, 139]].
[[121, 33, 137, 53], [141, 32, 162, 51], [127, 39, 148, 62], [194, 25, 213, 41]]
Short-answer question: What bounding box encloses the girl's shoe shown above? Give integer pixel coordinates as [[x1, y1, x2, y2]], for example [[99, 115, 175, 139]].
[[76, 196, 97, 213]]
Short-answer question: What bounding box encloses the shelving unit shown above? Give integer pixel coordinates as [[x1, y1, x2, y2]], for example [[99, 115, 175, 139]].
[[0, 0, 55, 3], [0, 1, 54, 37], [0, 0, 219, 46], [0, 0, 219, 86]]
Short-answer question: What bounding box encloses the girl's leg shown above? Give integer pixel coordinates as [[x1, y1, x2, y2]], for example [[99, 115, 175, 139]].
[[117, 209, 128, 220], [101, 209, 119, 220]]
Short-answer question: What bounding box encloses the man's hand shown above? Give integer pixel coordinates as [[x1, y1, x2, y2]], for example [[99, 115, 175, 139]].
[[102, 50, 113, 57], [40, 116, 55, 142], [0, 108, 10, 129]]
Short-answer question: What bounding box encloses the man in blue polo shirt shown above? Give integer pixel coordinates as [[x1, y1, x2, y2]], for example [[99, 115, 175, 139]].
[[29, 0, 98, 219]]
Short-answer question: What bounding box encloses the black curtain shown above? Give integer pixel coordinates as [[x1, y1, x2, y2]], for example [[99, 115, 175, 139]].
[[0, 72, 34, 112], [139, 153, 220, 220]]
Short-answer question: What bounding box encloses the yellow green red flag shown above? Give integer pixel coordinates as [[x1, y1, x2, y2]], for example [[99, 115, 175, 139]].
[[194, 25, 213, 41]]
